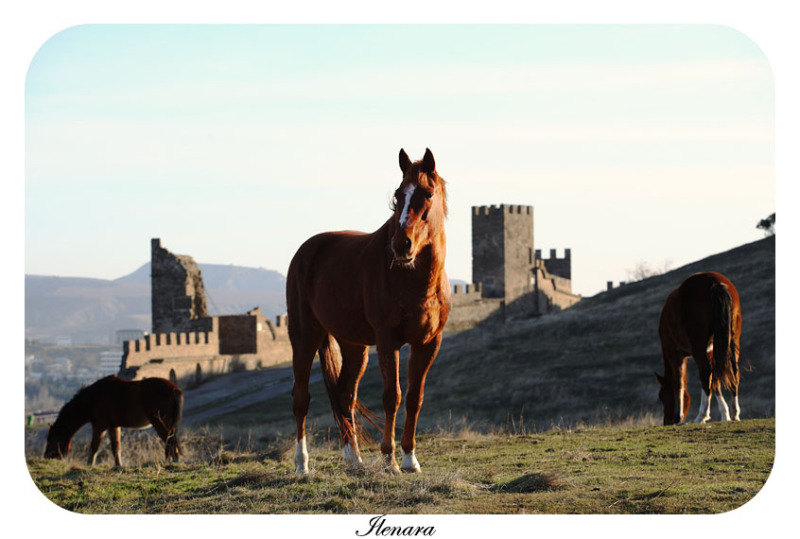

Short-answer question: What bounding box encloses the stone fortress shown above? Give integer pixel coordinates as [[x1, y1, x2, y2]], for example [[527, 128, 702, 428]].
[[119, 205, 579, 387], [119, 239, 292, 386], [448, 204, 580, 331]]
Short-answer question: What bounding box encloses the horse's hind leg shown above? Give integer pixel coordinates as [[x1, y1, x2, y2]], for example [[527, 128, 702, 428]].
[[692, 344, 713, 423], [109, 427, 123, 467], [731, 331, 742, 421], [88, 425, 106, 465], [714, 387, 732, 421], [337, 342, 369, 467]]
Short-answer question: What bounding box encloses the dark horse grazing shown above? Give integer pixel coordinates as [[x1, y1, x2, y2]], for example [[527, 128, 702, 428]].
[[44, 376, 183, 466], [287, 148, 450, 474], [656, 272, 742, 425]]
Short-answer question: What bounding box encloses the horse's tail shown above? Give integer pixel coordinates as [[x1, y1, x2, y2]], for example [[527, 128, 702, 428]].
[[166, 386, 184, 460], [711, 282, 737, 392], [318, 335, 382, 447]]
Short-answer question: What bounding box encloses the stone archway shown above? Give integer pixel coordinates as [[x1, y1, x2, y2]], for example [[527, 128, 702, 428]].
[[195, 363, 203, 386], [169, 369, 177, 385]]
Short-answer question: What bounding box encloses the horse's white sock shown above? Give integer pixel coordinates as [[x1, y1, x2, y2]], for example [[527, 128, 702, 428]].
[[294, 437, 309, 474], [715, 391, 731, 421], [401, 449, 421, 472], [733, 395, 741, 421], [694, 391, 712, 423], [342, 440, 363, 466]]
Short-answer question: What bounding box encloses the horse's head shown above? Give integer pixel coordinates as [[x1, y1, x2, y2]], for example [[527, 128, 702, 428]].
[[389, 148, 447, 266], [44, 424, 71, 459], [655, 371, 690, 425]]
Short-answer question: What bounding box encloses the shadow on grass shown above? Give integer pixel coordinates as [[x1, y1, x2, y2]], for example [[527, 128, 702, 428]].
[[492, 471, 565, 493]]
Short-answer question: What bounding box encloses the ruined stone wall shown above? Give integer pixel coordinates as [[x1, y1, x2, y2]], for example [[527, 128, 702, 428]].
[[151, 238, 209, 334], [535, 248, 572, 281], [121, 312, 292, 387]]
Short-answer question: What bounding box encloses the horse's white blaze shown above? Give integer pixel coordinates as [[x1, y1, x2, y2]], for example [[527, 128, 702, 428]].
[[694, 391, 712, 423], [715, 391, 731, 421], [398, 185, 416, 228], [294, 437, 309, 474], [401, 449, 421, 472], [342, 441, 363, 465], [733, 395, 741, 421]]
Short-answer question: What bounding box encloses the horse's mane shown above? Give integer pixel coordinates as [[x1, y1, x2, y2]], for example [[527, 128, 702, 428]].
[[54, 375, 115, 426]]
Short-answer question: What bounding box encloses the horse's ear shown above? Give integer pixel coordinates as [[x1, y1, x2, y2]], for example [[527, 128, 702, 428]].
[[421, 148, 435, 174], [399, 149, 411, 174], [654, 372, 664, 385]]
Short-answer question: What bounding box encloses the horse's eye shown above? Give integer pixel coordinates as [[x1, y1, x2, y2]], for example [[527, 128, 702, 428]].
[[424, 191, 433, 199]]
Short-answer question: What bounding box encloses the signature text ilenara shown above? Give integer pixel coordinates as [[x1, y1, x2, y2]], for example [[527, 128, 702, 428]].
[[356, 514, 436, 536]]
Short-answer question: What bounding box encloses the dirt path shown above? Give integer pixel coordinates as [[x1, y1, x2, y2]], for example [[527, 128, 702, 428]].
[[181, 363, 322, 425]]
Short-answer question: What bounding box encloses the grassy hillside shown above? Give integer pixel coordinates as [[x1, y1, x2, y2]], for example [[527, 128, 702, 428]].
[[27, 419, 774, 514], [209, 236, 774, 437]]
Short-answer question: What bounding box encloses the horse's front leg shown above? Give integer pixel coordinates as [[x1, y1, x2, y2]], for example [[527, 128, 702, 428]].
[[377, 344, 401, 473], [400, 334, 442, 473]]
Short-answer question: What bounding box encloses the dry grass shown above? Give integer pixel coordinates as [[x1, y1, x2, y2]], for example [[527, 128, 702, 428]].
[[27, 418, 775, 514]]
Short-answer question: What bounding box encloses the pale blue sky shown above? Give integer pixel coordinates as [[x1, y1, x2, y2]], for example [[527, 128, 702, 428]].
[[26, 25, 774, 295]]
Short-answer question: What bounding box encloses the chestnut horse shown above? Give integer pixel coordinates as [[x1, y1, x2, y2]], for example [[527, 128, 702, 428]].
[[287, 148, 450, 474], [656, 272, 742, 425], [44, 375, 183, 466]]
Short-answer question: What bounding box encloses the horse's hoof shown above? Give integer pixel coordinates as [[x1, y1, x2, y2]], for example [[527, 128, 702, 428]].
[[295, 466, 309, 475], [401, 450, 421, 473], [386, 465, 401, 475]]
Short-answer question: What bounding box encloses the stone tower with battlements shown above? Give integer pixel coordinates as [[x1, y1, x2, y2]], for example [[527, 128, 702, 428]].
[[472, 204, 535, 302]]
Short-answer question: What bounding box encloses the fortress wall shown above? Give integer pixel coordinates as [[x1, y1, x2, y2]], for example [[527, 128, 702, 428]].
[[532, 267, 581, 312], [254, 314, 292, 368], [450, 283, 483, 306], [445, 297, 504, 332], [537, 247, 572, 281], [122, 318, 219, 368]]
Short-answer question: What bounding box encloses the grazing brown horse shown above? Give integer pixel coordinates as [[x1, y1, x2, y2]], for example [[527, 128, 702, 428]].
[[287, 148, 450, 474], [656, 272, 742, 425], [44, 376, 183, 466]]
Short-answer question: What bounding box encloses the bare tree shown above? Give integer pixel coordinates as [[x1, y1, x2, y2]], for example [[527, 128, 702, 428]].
[[757, 213, 775, 236], [626, 259, 673, 282]]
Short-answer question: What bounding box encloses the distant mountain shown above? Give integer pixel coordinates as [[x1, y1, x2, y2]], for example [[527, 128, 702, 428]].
[[26, 263, 287, 345]]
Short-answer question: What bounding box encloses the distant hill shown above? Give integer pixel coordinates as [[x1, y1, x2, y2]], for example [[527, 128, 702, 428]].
[[25, 263, 287, 344]]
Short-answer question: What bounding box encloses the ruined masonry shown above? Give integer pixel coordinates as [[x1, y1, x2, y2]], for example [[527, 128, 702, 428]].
[[119, 239, 291, 387], [119, 205, 579, 386]]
